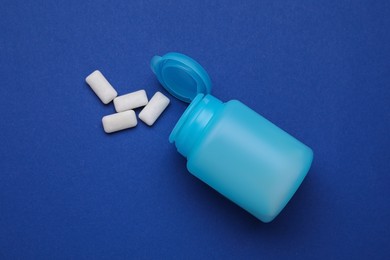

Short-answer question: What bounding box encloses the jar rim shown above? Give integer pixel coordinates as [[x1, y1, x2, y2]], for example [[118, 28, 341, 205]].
[[169, 93, 204, 143]]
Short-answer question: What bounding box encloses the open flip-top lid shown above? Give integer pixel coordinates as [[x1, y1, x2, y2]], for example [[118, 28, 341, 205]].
[[150, 52, 212, 103]]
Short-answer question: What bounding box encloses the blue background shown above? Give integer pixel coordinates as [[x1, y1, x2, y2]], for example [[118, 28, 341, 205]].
[[0, 0, 389, 259]]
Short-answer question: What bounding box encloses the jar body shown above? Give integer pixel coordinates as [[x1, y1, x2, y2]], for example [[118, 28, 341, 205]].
[[170, 94, 313, 222]]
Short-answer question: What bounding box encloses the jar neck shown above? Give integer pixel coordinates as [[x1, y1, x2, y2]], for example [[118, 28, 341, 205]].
[[169, 94, 223, 158]]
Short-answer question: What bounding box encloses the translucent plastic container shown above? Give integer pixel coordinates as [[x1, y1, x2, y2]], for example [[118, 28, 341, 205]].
[[170, 94, 313, 222], [152, 52, 313, 222]]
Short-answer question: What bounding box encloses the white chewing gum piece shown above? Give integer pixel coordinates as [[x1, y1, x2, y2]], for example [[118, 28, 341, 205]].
[[102, 110, 137, 133], [138, 91, 170, 126], [86, 70, 118, 104], [114, 90, 148, 112]]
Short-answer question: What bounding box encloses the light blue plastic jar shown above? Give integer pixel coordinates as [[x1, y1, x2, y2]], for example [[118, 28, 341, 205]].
[[151, 53, 313, 222]]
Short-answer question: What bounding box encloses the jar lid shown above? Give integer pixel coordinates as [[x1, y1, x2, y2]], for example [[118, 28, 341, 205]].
[[150, 52, 212, 103]]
